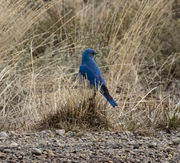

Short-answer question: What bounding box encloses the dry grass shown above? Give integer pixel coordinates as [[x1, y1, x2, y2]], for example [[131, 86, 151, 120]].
[[0, 0, 179, 132]]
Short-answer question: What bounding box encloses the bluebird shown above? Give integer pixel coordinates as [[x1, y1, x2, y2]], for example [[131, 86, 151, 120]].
[[79, 48, 117, 107]]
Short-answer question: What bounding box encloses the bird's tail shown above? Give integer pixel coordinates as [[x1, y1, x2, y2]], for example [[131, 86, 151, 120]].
[[103, 93, 117, 107], [100, 84, 117, 107]]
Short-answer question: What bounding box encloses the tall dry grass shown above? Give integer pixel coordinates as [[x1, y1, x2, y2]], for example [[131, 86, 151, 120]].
[[0, 0, 179, 132]]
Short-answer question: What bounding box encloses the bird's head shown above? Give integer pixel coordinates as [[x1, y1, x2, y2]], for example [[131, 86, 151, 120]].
[[82, 48, 97, 61]]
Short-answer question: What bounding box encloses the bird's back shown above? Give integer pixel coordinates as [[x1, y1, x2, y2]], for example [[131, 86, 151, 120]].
[[83, 58, 101, 76]]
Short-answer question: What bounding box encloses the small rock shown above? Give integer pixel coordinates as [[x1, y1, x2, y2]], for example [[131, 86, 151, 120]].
[[168, 154, 173, 158], [172, 138, 180, 145], [168, 141, 174, 145], [148, 142, 157, 148], [55, 129, 65, 135], [46, 150, 54, 157], [166, 147, 173, 153], [0, 152, 6, 158], [0, 132, 8, 138], [133, 143, 140, 149], [99, 145, 105, 149], [3, 149, 11, 153], [0, 145, 5, 152], [177, 144, 180, 150], [9, 142, 18, 148], [32, 148, 42, 155]]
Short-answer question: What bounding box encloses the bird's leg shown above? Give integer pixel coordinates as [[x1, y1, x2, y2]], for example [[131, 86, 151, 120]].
[[93, 89, 96, 98], [88, 89, 96, 113]]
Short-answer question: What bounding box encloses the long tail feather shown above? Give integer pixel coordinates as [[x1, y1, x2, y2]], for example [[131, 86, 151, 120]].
[[100, 84, 117, 107], [103, 93, 117, 107]]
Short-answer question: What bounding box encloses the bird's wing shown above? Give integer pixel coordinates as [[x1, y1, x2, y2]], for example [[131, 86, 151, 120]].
[[79, 64, 104, 88], [97, 76, 111, 99]]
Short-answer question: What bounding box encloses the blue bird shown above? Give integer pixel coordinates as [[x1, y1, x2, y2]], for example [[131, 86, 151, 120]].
[[79, 48, 117, 107]]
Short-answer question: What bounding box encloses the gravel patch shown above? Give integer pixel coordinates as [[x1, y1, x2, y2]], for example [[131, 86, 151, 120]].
[[0, 130, 179, 162]]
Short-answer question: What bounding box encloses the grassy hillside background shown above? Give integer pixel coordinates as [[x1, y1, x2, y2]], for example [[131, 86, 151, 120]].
[[0, 0, 179, 132]]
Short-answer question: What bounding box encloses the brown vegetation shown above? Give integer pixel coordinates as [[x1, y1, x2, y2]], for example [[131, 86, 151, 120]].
[[0, 0, 179, 132]]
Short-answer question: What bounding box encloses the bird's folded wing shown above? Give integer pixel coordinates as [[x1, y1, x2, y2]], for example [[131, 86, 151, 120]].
[[97, 75, 113, 100], [79, 65, 97, 82]]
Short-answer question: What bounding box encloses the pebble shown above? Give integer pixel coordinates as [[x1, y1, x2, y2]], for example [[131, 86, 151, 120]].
[[9, 142, 18, 148], [165, 147, 173, 153], [172, 138, 180, 145], [177, 144, 180, 151], [46, 150, 54, 157], [3, 149, 11, 153], [0, 132, 8, 139], [32, 148, 42, 155], [55, 129, 65, 135], [133, 143, 140, 149], [148, 142, 157, 148], [0, 152, 6, 158]]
